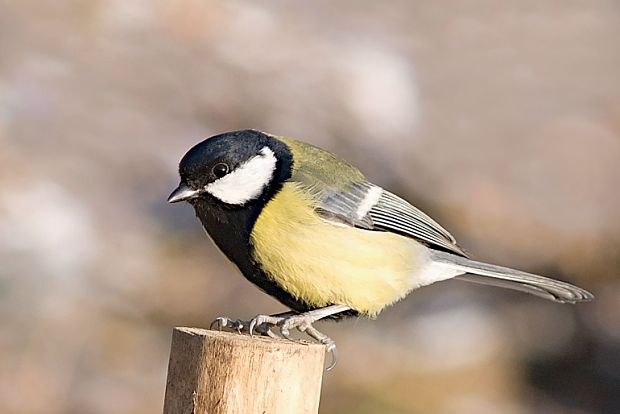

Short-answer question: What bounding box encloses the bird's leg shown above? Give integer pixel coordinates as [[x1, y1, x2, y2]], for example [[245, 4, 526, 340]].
[[249, 304, 350, 370]]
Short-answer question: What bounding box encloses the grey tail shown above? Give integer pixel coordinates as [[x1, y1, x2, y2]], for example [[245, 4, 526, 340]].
[[430, 250, 594, 303]]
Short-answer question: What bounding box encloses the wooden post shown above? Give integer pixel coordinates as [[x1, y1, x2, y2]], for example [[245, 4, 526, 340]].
[[163, 327, 326, 414]]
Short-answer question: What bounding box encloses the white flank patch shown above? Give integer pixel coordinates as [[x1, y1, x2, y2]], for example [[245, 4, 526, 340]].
[[356, 186, 382, 219], [413, 260, 464, 289], [205, 147, 277, 205]]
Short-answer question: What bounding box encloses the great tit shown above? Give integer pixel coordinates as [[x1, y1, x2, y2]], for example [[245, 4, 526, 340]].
[[168, 129, 593, 365]]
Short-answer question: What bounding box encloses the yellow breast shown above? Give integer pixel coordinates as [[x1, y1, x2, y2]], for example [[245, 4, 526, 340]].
[[250, 183, 425, 316]]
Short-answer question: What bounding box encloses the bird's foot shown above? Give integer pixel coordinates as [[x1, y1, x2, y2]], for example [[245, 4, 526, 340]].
[[248, 312, 340, 370], [209, 316, 280, 338], [210, 305, 350, 370]]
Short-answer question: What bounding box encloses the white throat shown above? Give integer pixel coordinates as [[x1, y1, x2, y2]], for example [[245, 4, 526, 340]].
[[205, 147, 277, 205]]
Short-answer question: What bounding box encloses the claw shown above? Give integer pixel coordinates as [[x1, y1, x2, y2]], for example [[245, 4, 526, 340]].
[[210, 317, 227, 331], [209, 317, 246, 334], [248, 319, 257, 337], [325, 344, 338, 371]]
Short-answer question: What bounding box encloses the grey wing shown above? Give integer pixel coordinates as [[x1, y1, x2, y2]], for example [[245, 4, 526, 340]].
[[368, 190, 467, 256], [315, 182, 467, 257]]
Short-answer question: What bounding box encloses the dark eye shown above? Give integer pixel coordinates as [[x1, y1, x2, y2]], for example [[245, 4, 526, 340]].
[[212, 163, 229, 178]]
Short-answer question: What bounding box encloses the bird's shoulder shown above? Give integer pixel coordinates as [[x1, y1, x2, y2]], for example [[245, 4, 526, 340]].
[[279, 137, 366, 190]]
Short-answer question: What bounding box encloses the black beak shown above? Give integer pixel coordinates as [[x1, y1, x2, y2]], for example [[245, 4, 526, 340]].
[[167, 183, 200, 203]]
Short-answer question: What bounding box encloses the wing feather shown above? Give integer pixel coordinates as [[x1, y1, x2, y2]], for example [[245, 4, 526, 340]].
[[369, 191, 466, 256], [313, 182, 466, 256]]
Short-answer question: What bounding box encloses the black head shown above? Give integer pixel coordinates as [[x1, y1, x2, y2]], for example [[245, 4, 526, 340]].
[[168, 130, 293, 207]]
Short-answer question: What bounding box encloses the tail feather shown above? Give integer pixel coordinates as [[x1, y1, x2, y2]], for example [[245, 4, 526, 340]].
[[430, 250, 594, 303]]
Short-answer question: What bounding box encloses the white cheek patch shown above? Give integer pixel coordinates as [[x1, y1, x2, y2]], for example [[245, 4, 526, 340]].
[[205, 147, 277, 205]]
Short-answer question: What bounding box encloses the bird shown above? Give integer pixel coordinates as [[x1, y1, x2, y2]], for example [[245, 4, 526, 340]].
[[168, 129, 593, 368]]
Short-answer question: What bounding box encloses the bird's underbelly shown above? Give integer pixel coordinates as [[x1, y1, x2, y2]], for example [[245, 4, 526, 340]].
[[250, 184, 429, 316]]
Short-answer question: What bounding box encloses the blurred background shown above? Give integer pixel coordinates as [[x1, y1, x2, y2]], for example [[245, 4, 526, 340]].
[[1, 1, 619, 413]]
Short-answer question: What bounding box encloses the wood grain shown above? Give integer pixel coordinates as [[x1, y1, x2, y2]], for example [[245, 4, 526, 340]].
[[163, 327, 326, 414]]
